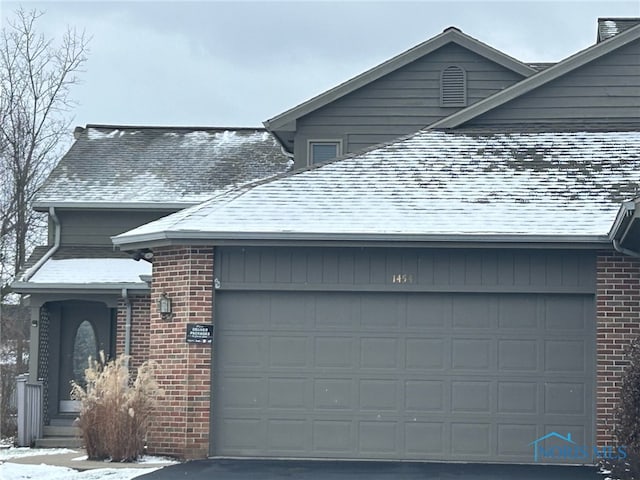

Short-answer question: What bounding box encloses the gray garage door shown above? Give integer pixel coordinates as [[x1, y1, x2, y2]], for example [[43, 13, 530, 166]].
[[212, 247, 595, 463]]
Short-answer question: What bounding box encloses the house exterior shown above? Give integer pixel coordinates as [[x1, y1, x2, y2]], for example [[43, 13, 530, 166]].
[[14, 18, 640, 464]]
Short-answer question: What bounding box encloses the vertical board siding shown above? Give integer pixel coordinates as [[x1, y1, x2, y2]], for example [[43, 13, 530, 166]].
[[216, 247, 596, 293], [469, 39, 640, 125]]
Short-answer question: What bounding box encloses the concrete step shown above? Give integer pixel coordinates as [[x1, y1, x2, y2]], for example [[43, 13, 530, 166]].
[[34, 436, 83, 449], [49, 416, 77, 427], [43, 425, 80, 437]]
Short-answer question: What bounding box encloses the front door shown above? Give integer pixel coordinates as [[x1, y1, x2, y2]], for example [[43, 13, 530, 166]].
[[58, 301, 113, 413]]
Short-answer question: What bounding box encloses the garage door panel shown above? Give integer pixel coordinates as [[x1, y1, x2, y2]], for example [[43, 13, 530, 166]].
[[497, 424, 538, 457], [544, 383, 586, 415], [452, 295, 493, 329], [406, 338, 446, 370], [312, 420, 353, 453], [360, 337, 399, 369], [359, 380, 398, 411], [314, 379, 353, 410], [498, 339, 538, 371], [405, 380, 445, 412], [545, 296, 589, 330], [269, 336, 309, 368], [219, 335, 263, 367], [405, 422, 446, 455], [359, 421, 398, 455], [451, 339, 492, 370], [406, 295, 449, 328], [315, 337, 354, 368], [268, 378, 308, 409], [267, 419, 308, 452], [498, 296, 539, 329], [497, 382, 538, 414], [451, 381, 492, 413], [314, 295, 360, 329], [451, 423, 492, 456], [545, 340, 586, 373]]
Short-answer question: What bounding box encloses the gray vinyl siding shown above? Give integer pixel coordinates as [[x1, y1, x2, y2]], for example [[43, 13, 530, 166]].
[[293, 44, 524, 167], [55, 210, 174, 246], [468, 39, 640, 126]]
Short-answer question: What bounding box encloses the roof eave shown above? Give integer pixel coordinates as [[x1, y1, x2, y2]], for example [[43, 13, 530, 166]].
[[113, 230, 611, 250], [33, 201, 201, 212], [265, 28, 535, 131], [430, 23, 640, 129], [11, 281, 150, 295]]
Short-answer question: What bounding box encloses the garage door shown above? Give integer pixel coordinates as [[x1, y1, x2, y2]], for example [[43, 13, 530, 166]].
[[211, 247, 595, 463]]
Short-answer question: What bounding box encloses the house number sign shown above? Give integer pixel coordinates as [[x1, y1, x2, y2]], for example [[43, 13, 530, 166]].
[[391, 273, 414, 284]]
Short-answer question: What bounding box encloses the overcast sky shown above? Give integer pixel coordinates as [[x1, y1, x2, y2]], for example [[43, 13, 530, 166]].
[[2, 0, 639, 129]]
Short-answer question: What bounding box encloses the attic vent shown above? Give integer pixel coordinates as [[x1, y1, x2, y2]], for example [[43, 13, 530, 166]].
[[440, 65, 467, 107]]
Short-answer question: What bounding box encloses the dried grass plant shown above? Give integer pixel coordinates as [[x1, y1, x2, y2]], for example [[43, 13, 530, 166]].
[[71, 352, 160, 462]]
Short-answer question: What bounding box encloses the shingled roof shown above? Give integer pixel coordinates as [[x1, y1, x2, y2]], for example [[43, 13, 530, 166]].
[[113, 128, 640, 248], [34, 125, 292, 209]]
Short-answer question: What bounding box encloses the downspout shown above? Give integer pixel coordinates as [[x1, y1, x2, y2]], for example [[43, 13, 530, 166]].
[[22, 207, 60, 281], [122, 288, 132, 369]]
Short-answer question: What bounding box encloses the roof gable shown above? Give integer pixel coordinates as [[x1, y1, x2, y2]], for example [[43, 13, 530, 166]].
[[430, 23, 640, 129], [264, 27, 536, 132]]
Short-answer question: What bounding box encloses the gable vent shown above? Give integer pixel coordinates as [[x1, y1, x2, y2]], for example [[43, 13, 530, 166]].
[[440, 65, 467, 107]]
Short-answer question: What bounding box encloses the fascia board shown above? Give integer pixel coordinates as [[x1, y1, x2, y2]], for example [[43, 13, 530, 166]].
[[11, 282, 150, 294], [112, 230, 610, 249]]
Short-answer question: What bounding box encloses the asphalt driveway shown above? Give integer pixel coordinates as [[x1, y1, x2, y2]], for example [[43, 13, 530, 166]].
[[138, 459, 604, 479]]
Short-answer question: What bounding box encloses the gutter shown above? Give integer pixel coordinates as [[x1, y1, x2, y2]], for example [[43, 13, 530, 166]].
[[21, 207, 60, 281], [122, 288, 132, 368]]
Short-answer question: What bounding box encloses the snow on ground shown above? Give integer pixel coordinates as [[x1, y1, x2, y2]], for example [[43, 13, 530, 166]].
[[0, 447, 175, 479], [0, 463, 159, 480], [0, 447, 78, 460]]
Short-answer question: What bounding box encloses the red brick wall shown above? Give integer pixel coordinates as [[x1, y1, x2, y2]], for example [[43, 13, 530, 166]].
[[596, 252, 640, 445], [146, 246, 213, 459], [116, 295, 151, 372]]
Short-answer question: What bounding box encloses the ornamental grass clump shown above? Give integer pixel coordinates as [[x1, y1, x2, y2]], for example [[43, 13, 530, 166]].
[[71, 353, 159, 462]]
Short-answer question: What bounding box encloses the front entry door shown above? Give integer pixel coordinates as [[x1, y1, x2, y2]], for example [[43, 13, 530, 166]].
[[58, 301, 113, 413]]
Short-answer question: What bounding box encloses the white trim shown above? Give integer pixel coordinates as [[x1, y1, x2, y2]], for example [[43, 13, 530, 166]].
[[307, 139, 343, 166]]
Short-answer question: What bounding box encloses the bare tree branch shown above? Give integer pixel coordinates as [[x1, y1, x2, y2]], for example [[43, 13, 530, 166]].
[[0, 7, 89, 295]]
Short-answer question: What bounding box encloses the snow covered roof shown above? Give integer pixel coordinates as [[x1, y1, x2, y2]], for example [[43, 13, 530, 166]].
[[12, 252, 151, 293], [34, 126, 292, 209], [112, 128, 640, 247]]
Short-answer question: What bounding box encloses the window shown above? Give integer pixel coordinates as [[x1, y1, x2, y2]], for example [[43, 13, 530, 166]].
[[308, 140, 341, 165], [440, 65, 467, 107]]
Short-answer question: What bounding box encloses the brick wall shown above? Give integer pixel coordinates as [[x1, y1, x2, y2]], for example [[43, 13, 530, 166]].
[[596, 252, 640, 445], [146, 246, 213, 459], [116, 294, 151, 371]]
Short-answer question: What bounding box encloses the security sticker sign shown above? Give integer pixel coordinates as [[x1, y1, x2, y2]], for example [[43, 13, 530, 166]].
[[186, 323, 213, 344]]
